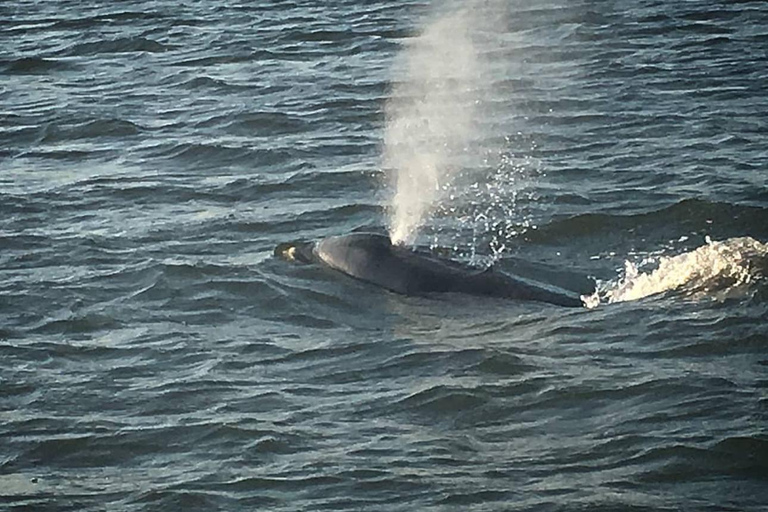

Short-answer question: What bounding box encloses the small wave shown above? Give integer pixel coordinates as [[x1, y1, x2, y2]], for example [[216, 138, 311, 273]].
[[584, 236, 768, 307], [2, 57, 76, 74], [277, 28, 356, 44], [62, 37, 171, 56], [179, 76, 254, 93], [145, 142, 256, 164], [530, 199, 768, 243], [40, 119, 142, 143], [223, 111, 309, 137], [171, 50, 275, 68], [395, 384, 488, 415], [634, 435, 768, 484], [131, 490, 224, 510], [17, 148, 95, 160], [29, 311, 122, 336], [50, 11, 166, 31]]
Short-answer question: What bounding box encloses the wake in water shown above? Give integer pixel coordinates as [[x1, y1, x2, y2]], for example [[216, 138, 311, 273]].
[[583, 236, 768, 308]]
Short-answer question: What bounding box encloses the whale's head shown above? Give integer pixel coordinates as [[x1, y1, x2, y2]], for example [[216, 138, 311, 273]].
[[314, 233, 422, 293], [315, 233, 394, 275], [274, 240, 317, 264]]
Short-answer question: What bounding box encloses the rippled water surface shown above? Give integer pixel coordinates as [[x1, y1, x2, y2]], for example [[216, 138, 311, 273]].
[[2, 1, 768, 510]]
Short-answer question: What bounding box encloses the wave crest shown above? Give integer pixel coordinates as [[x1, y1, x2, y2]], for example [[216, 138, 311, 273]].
[[584, 236, 768, 307]]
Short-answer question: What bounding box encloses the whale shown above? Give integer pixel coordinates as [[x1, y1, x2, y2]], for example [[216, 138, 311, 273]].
[[277, 233, 586, 307]]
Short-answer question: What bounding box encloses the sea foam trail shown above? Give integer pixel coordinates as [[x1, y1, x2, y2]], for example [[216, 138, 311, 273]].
[[583, 236, 768, 307]]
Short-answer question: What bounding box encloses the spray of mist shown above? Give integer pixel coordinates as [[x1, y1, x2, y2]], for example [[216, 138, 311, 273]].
[[384, 10, 482, 246]]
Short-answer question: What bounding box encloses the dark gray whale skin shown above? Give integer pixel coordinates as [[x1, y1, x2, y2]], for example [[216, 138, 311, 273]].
[[281, 233, 584, 308]]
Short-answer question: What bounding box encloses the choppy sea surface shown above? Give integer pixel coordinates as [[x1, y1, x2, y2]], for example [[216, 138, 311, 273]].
[[2, 1, 768, 510]]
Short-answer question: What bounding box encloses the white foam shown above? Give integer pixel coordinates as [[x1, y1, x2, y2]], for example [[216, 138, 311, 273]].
[[582, 236, 768, 308]]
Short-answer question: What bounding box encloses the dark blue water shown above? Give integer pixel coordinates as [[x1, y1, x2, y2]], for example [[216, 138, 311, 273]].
[[2, 1, 767, 510]]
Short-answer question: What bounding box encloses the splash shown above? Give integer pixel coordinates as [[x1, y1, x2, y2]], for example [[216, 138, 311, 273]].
[[425, 142, 542, 266], [583, 236, 768, 308], [384, 9, 482, 246]]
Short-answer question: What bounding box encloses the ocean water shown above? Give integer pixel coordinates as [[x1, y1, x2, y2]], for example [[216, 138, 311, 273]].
[[2, 0, 768, 510]]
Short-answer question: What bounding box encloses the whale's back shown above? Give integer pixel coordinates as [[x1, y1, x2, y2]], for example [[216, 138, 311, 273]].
[[315, 233, 451, 294], [312, 232, 583, 307]]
